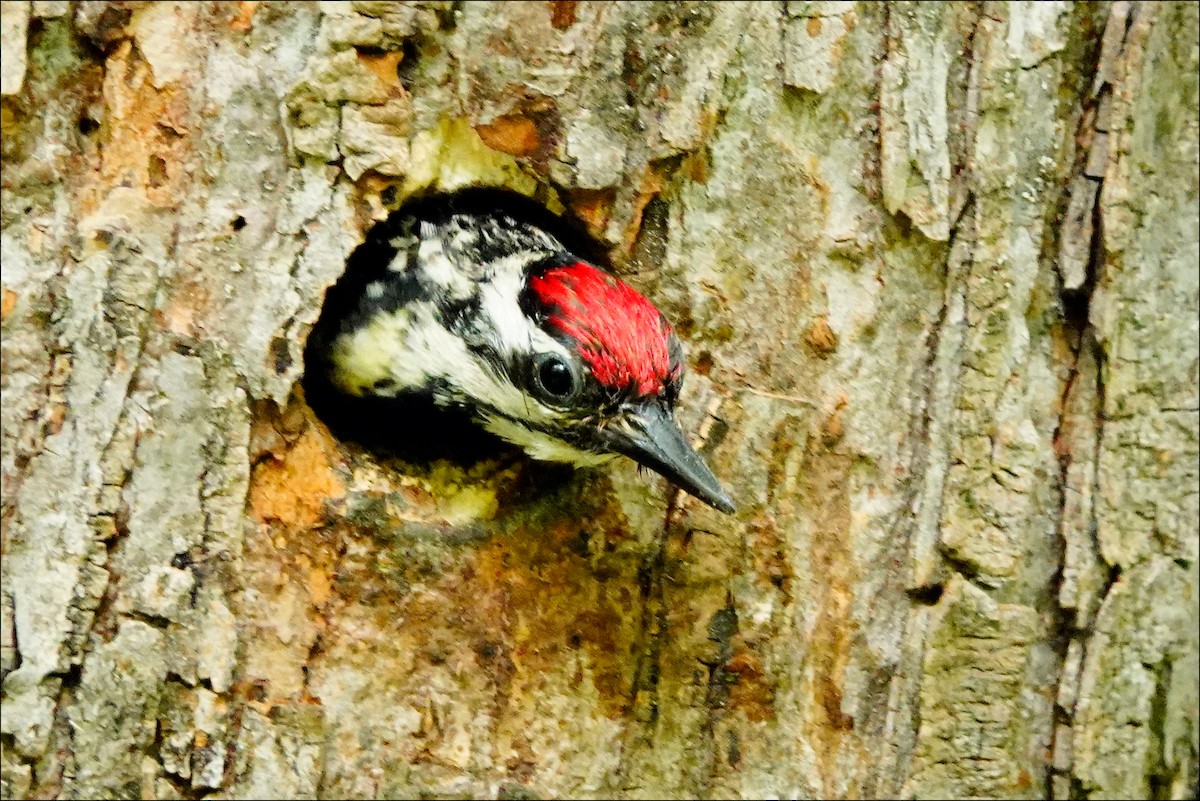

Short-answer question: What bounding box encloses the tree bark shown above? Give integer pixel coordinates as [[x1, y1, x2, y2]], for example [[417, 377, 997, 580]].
[[1, 2, 1196, 799]]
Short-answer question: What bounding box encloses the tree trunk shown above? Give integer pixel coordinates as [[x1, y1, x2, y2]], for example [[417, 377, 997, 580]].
[[1, 2, 1196, 798]]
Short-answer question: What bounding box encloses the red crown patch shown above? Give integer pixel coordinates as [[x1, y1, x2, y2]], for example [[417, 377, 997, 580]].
[[528, 263, 678, 396]]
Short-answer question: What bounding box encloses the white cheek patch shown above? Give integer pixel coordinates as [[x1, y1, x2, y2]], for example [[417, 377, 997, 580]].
[[481, 414, 615, 467], [329, 306, 428, 394], [332, 305, 477, 397], [330, 300, 568, 431]]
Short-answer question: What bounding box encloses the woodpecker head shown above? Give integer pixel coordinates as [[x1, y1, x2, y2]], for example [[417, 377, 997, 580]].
[[310, 188, 734, 513]]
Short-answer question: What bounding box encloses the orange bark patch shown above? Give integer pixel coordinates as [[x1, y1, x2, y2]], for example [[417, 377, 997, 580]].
[[249, 427, 345, 528], [1, 289, 16, 320], [476, 115, 541, 158], [617, 165, 668, 258], [357, 49, 404, 89], [91, 41, 193, 211], [800, 436, 857, 792], [805, 317, 839, 357], [566, 188, 615, 244], [296, 554, 334, 607], [230, 1, 259, 32], [726, 648, 776, 722], [44, 403, 67, 437], [821, 407, 844, 446], [549, 1, 579, 30]]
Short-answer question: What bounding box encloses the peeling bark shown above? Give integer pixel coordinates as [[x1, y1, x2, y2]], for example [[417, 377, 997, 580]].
[[1, 2, 1196, 799]]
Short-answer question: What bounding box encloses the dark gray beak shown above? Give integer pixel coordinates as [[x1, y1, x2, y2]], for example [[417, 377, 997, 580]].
[[600, 401, 736, 514]]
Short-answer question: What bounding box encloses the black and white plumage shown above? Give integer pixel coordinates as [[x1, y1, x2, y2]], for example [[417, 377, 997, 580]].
[[304, 188, 734, 513]]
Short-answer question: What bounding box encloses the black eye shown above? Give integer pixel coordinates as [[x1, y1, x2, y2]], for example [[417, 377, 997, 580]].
[[532, 353, 581, 403]]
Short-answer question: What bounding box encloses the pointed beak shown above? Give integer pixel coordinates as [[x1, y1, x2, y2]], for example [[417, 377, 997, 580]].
[[599, 401, 736, 514]]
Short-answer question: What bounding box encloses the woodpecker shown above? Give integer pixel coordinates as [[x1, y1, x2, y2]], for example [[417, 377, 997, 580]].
[[304, 188, 735, 514]]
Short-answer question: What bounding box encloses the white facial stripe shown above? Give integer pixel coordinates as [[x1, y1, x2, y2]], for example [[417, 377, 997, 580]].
[[330, 299, 567, 429], [330, 305, 434, 394], [482, 414, 615, 467], [477, 263, 567, 364]]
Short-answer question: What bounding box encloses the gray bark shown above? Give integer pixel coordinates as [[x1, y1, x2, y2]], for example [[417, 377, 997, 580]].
[[0, 2, 1196, 799]]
